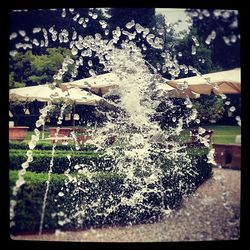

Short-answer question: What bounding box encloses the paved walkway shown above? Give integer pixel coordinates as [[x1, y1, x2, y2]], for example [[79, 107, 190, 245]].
[[11, 168, 240, 242]]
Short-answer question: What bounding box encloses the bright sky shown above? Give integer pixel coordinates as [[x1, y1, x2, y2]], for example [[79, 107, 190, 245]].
[[156, 8, 191, 33]]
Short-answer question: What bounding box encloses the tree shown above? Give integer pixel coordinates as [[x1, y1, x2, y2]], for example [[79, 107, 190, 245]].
[[108, 8, 155, 30], [185, 9, 240, 70], [193, 94, 225, 124], [174, 28, 223, 78], [9, 47, 74, 88]]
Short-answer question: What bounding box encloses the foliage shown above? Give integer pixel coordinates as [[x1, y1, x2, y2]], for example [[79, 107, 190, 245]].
[[174, 28, 223, 78], [9, 150, 212, 233], [193, 94, 225, 124], [9, 149, 112, 174], [185, 9, 240, 70], [108, 8, 155, 30], [153, 98, 194, 129], [9, 140, 98, 151], [9, 48, 74, 88]]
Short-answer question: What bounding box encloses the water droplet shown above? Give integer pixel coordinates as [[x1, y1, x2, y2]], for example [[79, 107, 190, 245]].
[[10, 32, 18, 40], [71, 47, 78, 56], [104, 29, 109, 36], [223, 36, 231, 45], [213, 10, 221, 17], [158, 29, 164, 35], [58, 192, 64, 197], [27, 155, 33, 163], [26, 150, 33, 157], [33, 27, 41, 33], [126, 20, 135, 29], [61, 9, 66, 18], [88, 60, 93, 67], [191, 45, 196, 55], [21, 161, 29, 169], [222, 11, 230, 19], [205, 36, 211, 45], [202, 9, 210, 17], [28, 141, 36, 150], [89, 69, 96, 77], [78, 17, 84, 25], [92, 13, 98, 19], [235, 116, 241, 126], [74, 114, 80, 120], [18, 30, 26, 37], [230, 35, 237, 43], [211, 30, 216, 39], [135, 23, 144, 33], [178, 52, 182, 57], [191, 35, 199, 46], [229, 106, 236, 112]]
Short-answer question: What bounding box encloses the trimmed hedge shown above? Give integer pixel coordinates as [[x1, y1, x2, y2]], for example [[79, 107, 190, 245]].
[[9, 151, 212, 234], [9, 140, 98, 151], [9, 149, 113, 173]]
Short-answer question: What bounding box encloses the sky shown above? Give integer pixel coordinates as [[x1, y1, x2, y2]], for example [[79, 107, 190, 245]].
[[156, 8, 191, 33]]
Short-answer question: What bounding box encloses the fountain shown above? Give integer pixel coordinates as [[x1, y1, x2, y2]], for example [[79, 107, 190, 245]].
[[9, 8, 240, 241]]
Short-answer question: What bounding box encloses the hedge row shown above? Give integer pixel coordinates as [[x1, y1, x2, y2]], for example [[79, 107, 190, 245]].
[[9, 149, 113, 174], [9, 152, 212, 234], [9, 140, 97, 151], [9, 148, 210, 175]]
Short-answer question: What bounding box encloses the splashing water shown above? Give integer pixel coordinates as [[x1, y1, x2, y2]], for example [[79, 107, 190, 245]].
[[9, 8, 240, 239]]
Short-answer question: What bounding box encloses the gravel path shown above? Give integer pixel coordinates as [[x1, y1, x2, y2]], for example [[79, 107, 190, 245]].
[[11, 168, 240, 242]]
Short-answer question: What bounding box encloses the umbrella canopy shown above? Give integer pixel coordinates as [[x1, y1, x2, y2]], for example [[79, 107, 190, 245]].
[[166, 68, 241, 95], [61, 73, 199, 99], [61, 73, 119, 95], [9, 84, 102, 106], [159, 83, 200, 99], [64, 88, 102, 106], [9, 85, 63, 102]]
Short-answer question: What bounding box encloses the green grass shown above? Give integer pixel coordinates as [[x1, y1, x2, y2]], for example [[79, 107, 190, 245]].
[[202, 125, 241, 144], [25, 131, 50, 141], [20, 125, 241, 146], [174, 125, 240, 145]]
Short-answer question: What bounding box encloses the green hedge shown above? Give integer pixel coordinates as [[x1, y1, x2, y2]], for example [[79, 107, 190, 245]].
[[9, 141, 98, 151], [9, 152, 212, 234], [9, 149, 113, 173]]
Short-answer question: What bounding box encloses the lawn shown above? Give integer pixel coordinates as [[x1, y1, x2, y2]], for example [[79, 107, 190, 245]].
[[202, 125, 241, 144], [175, 125, 241, 145], [23, 125, 240, 145]]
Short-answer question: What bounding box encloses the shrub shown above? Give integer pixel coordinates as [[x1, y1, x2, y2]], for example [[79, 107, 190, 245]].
[[9, 149, 113, 174], [9, 150, 212, 234], [9, 140, 98, 151]]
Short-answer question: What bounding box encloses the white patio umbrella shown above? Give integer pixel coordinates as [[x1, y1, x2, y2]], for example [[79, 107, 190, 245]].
[[9, 84, 64, 102], [166, 68, 241, 95], [9, 84, 103, 137], [159, 82, 200, 99], [61, 73, 201, 99], [9, 84, 102, 105], [61, 72, 120, 95], [64, 88, 102, 105]]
